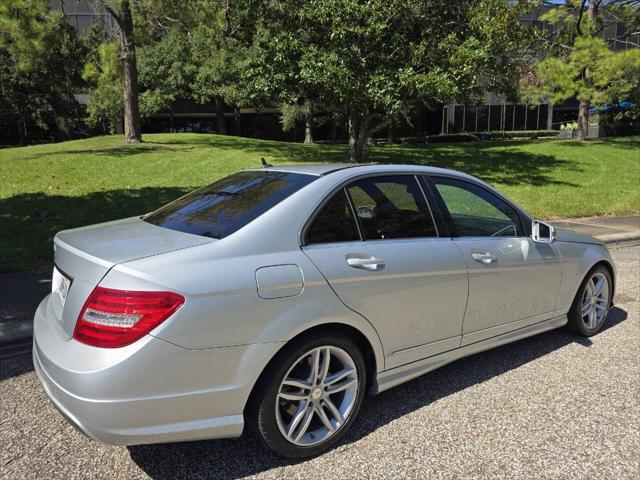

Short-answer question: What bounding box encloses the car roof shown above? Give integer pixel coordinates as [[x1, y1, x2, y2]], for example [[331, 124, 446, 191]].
[[248, 163, 468, 177]]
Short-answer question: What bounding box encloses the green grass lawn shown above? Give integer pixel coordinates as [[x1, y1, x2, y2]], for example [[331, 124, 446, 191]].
[[1, 133, 639, 272]]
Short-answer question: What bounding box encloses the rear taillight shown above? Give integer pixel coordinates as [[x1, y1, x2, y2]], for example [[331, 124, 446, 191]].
[[73, 287, 185, 348]]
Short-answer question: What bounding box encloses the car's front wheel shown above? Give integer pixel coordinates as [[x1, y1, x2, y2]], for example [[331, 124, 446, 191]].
[[249, 333, 366, 458], [568, 265, 613, 337]]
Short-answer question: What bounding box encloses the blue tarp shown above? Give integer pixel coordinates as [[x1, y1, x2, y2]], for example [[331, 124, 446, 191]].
[[589, 100, 632, 113]]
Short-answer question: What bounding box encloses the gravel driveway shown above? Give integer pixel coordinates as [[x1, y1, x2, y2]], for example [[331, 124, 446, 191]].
[[1, 245, 638, 479]]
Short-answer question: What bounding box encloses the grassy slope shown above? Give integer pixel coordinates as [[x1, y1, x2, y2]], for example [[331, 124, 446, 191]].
[[1, 133, 639, 272]]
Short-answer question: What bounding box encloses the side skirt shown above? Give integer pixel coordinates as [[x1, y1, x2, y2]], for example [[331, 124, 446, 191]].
[[372, 314, 567, 394]]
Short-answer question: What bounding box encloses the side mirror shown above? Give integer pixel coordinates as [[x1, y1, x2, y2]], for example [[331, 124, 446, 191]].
[[531, 220, 555, 244]]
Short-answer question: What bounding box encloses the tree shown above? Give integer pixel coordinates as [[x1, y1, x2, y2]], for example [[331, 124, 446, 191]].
[[91, 0, 142, 143], [0, 0, 84, 144], [248, 0, 530, 161], [522, 0, 640, 140]]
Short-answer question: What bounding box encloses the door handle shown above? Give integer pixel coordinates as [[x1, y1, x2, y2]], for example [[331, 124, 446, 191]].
[[471, 251, 497, 264], [346, 254, 386, 271]]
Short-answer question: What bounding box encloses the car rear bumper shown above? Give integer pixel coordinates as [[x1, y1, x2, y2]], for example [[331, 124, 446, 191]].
[[32, 295, 280, 446]]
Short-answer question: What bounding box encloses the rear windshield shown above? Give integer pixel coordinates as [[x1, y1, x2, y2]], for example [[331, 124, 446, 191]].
[[144, 170, 316, 239]]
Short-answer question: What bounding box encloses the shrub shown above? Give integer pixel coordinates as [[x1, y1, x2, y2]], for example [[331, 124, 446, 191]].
[[488, 130, 559, 139], [426, 133, 479, 143]]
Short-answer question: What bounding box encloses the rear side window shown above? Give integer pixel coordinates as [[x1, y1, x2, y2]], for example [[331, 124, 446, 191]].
[[144, 171, 315, 239], [347, 175, 437, 240], [306, 190, 360, 244]]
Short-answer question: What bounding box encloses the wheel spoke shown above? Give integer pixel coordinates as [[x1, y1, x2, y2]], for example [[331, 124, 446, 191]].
[[586, 279, 595, 297], [308, 349, 321, 385], [589, 308, 598, 328], [319, 347, 331, 383], [287, 401, 310, 440], [282, 378, 312, 390], [581, 302, 591, 316], [593, 277, 604, 296], [326, 377, 356, 395], [315, 404, 336, 432], [325, 367, 354, 386], [594, 302, 607, 311], [278, 391, 308, 401], [293, 406, 315, 442], [323, 397, 344, 425]]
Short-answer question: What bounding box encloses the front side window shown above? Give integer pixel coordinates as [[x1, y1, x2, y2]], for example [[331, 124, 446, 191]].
[[431, 177, 524, 237], [347, 175, 437, 240], [144, 171, 316, 239]]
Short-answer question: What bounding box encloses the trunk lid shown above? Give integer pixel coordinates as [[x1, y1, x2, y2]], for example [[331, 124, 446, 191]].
[[51, 217, 214, 338]]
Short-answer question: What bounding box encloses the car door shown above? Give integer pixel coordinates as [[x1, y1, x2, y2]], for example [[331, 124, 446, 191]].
[[427, 175, 562, 346], [302, 174, 468, 369]]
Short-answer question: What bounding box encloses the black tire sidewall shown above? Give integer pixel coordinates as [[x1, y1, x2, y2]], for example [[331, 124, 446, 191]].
[[252, 334, 366, 458], [568, 266, 612, 337]]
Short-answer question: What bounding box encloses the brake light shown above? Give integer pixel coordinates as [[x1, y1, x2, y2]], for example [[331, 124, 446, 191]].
[[73, 287, 185, 348]]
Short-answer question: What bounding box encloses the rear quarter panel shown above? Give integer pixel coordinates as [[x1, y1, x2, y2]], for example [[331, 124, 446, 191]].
[[102, 245, 386, 372]]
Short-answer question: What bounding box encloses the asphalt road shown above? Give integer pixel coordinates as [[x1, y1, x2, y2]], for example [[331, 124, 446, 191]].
[[1, 245, 638, 479]]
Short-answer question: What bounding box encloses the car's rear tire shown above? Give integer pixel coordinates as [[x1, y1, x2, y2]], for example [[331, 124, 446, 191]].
[[248, 333, 366, 458], [567, 265, 612, 337]]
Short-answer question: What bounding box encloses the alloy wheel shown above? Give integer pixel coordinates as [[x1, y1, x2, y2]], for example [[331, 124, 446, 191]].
[[581, 272, 610, 329], [275, 346, 359, 447]]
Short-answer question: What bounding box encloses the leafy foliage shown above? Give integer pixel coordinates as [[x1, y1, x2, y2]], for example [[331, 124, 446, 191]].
[[0, 0, 85, 143], [82, 43, 123, 133], [137, 27, 193, 118]]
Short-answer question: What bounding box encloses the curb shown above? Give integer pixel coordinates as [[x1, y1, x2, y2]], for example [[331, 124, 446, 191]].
[[599, 232, 640, 246], [1, 231, 638, 348], [0, 319, 33, 346]]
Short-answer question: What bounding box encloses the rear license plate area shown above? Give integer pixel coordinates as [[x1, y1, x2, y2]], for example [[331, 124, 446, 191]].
[[52, 266, 71, 306]]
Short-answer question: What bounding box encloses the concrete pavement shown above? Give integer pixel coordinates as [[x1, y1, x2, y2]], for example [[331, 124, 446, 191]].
[[1, 215, 638, 345]]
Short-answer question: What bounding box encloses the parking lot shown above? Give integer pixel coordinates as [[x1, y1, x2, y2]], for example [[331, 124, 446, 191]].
[[1, 244, 638, 479]]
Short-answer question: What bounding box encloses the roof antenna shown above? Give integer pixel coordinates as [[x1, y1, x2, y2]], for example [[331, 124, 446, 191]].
[[260, 157, 273, 168]]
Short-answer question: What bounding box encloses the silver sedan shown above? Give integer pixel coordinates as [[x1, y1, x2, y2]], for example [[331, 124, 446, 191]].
[[33, 164, 615, 458]]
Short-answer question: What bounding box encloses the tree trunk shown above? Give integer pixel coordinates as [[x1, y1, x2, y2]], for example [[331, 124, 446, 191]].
[[348, 113, 369, 162], [216, 97, 226, 134], [576, 99, 589, 140], [113, 1, 141, 143], [387, 118, 396, 145], [18, 115, 27, 145], [303, 103, 314, 144], [234, 108, 242, 136], [576, 0, 598, 141], [304, 119, 313, 144], [330, 118, 337, 144]]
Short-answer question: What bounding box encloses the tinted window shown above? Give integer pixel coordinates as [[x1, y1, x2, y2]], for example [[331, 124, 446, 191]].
[[432, 177, 524, 237], [306, 190, 360, 244], [347, 175, 437, 240], [144, 171, 315, 239]]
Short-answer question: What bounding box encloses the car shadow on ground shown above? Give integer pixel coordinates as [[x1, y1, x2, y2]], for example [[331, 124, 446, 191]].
[[128, 306, 627, 480]]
